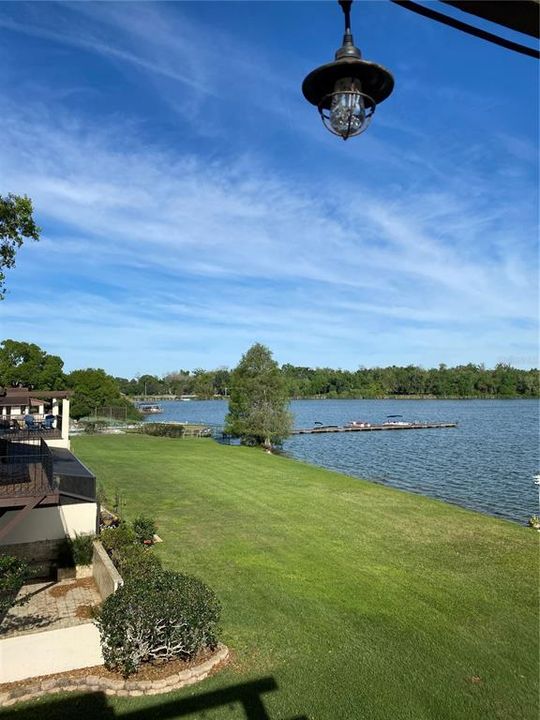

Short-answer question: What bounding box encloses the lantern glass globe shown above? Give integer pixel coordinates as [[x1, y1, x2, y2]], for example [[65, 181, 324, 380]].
[[329, 78, 365, 138], [320, 78, 375, 140]]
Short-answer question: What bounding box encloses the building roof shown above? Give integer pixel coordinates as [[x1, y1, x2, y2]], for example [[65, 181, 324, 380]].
[[442, 1, 540, 39], [0, 387, 72, 406], [0, 398, 44, 407]]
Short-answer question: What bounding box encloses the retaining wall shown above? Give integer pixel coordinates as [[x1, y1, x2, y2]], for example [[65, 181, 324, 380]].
[[1, 538, 64, 578], [92, 540, 123, 600], [0, 623, 103, 684], [0, 645, 229, 706]]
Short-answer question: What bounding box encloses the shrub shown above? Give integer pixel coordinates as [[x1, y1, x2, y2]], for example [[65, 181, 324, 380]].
[[95, 570, 221, 676], [97, 482, 108, 507], [82, 420, 108, 434], [0, 555, 30, 614], [100, 524, 137, 556], [139, 423, 185, 438], [71, 533, 94, 566], [111, 544, 162, 582], [59, 533, 95, 567], [112, 487, 124, 517], [101, 522, 162, 580], [132, 515, 157, 544]]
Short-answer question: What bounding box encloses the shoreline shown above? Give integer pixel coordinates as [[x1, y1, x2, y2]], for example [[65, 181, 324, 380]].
[[131, 395, 539, 403], [279, 445, 529, 528]]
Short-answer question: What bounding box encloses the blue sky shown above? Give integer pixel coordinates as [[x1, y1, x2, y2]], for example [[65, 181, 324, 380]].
[[0, 1, 538, 376]]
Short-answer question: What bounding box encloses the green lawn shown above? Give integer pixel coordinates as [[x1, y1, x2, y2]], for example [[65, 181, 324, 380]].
[[5, 435, 538, 720]]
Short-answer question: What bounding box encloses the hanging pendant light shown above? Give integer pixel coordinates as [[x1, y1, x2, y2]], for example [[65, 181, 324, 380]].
[[302, 0, 394, 140]]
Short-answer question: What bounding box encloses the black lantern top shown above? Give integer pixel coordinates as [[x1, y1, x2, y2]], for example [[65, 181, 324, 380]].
[[302, 0, 394, 139]]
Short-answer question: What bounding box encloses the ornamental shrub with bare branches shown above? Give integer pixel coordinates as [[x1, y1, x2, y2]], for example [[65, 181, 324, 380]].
[[95, 569, 221, 676]]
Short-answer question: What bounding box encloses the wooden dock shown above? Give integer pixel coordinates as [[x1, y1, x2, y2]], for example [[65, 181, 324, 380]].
[[291, 422, 457, 435]]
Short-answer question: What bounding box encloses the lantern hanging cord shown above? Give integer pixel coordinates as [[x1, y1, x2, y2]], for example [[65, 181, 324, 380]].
[[338, 0, 354, 43], [391, 0, 540, 60]]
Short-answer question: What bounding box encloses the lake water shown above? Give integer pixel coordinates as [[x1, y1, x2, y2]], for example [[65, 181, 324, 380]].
[[145, 399, 539, 524]]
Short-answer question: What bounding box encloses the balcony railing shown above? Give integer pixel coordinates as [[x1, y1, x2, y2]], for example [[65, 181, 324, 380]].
[[0, 439, 56, 498], [0, 422, 63, 443]]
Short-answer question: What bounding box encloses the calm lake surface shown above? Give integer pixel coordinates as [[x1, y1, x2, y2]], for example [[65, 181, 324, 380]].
[[146, 399, 539, 524]]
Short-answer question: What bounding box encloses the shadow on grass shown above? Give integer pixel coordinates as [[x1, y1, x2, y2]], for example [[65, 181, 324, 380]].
[[1, 677, 308, 720]]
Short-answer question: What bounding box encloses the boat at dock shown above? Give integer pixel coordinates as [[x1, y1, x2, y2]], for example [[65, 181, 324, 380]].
[[138, 403, 163, 414], [382, 414, 412, 427]]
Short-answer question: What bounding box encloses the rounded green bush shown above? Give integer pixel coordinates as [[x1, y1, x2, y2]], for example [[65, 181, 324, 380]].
[[111, 543, 162, 581], [132, 515, 157, 544], [100, 524, 137, 556], [95, 570, 221, 676]]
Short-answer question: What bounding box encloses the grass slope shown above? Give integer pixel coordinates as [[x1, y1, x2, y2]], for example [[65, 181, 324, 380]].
[[7, 435, 538, 720]]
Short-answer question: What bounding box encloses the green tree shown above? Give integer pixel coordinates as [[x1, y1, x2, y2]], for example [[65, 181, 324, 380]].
[[0, 194, 40, 299], [164, 370, 193, 396], [67, 368, 140, 420], [0, 339, 65, 390], [136, 374, 164, 396], [212, 367, 231, 397], [225, 343, 292, 448], [192, 369, 215, 399]]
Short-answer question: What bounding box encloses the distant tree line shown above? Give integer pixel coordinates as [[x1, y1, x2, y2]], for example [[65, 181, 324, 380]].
[[1, 340, 537, 420], [115, 369, 230, 399], [116, 362, 539, 399]]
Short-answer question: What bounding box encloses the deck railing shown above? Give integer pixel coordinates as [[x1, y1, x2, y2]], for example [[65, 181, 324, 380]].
[[0, 424, 63, 444], [0, 439, 56, 498]]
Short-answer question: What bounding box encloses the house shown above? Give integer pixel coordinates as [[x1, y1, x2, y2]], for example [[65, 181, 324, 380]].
[[0, 386, 70, 449], [0, 387, 98, 576]]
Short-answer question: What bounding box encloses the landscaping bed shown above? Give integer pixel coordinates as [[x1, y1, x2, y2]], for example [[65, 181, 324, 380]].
[[0, 643, 229, 706]]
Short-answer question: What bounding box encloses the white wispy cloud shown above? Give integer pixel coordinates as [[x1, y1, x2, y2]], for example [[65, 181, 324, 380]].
[[0, 2, 537, 374], [1, 97, 537, 373]]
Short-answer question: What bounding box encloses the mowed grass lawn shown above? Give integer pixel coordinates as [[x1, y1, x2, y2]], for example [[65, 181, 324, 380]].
[[8, 435, 538, 720]]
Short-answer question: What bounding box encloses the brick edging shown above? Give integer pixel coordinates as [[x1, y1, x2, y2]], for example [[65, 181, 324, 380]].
[[0, 644, 229, 707]]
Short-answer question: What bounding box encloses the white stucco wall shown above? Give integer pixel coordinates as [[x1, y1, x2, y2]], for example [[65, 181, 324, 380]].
[[0, 623, 103, 683], [0, 503, 97, 545]]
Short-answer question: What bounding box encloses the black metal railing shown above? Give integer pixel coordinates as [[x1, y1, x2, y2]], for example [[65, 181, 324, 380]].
[[59, 473, 96, 501], [40, 438, 54, 486], [0, 439, 56, 497], [0, 424, 63, 444]]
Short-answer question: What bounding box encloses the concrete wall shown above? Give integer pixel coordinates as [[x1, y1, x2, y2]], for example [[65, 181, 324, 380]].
[[0, 503, 97, 545], [0, 623, 103, 683], [92, 540, 123, 600], [44, 437, 71, 450]]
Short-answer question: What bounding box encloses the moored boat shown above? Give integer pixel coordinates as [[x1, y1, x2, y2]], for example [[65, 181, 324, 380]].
[[138, 403, 163, 414]]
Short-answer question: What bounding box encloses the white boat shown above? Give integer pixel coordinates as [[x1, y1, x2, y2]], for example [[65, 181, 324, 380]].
[[138, 403, 163, 414]]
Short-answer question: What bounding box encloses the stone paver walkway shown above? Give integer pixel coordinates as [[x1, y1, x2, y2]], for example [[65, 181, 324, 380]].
[[0, 578, 101, 638]]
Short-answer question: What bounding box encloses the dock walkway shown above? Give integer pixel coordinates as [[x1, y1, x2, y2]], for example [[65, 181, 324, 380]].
[[292, 422, 456, 435]]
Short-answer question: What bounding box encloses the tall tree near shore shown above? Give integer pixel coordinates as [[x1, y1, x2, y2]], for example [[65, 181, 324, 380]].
[[225, 343, 293, 448], [0, 194, 40, 300]]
